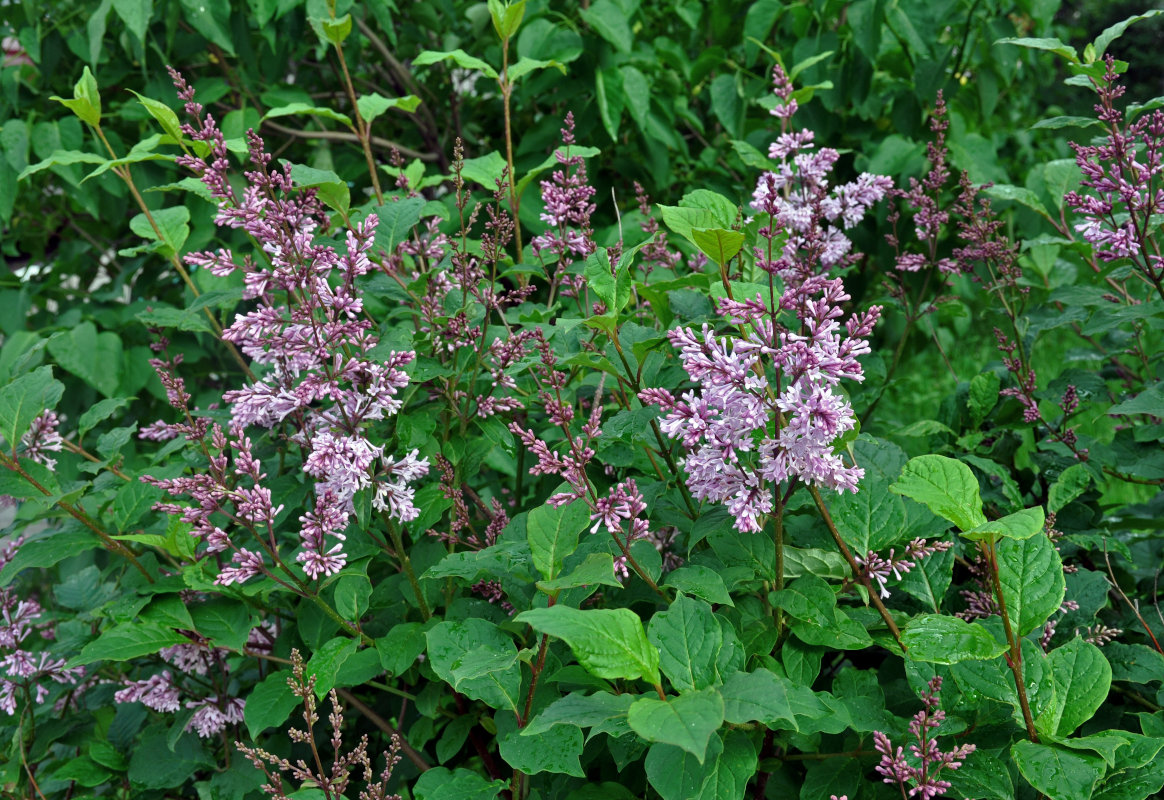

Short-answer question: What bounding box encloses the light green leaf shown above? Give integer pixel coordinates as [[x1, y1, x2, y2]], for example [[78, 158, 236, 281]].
[[901, 614, 1008, 664], [628, 689, 724, 762], [718, 669, 799, 730], [996, 533, 1065, 636], [356, 94, 421, 124], [18, 150, 107, 181], [373, 196, 425, 255], [190, 599, 253, 652], [580, 0, 633, 53], [515, 606, 660, 684], [1048, 464, 1092, 514], [244, 670, 299, 737], [995, 37, 1079, 63], [963, 506, 1045, 542], [1093, 11, 1164, 59], [128, 206, 190, 257], [413, 49, 498, 80], [1012, 741, 1104, 800], [537, 552, 621, 592], [47, 322, 122, 398], [263, 102, 352, 127], [1044, 638, 1112, 738], [72, 623, 189, 666], [128, 90, 182, 142], [523, 691, 635, 737], [0, 365, 64, 450], [112, 0, 152, 42], [648, 595, 724, 692], [498, 713, 584, 776], [690, 228, 745, 266], [527, 499, 588, 581], [425, 619, 522, 712], [289, 163, 350, 215], [890, 455, 987, 532], [664, 566, 734, 607]]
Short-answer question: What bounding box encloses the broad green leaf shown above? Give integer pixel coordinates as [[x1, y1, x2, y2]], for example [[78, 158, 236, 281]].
[[333, 573, 371, 620], [831, 475, 907, 554], [1105, 642, 1164, 685], [982, 184, 1053, 221], [289, 163, 350, 215], [628, 688, 724, 762], [658, 205, 723, 244], [1044, 638, 1112, 738], [523, 691, 635, 736], [191, 599, 253, 652], [244, 670, 299, 737], [771, 575, 835, 627], [128, 206, 190, 257], [969, 371, 1001, 427], [305, 637, 360, 697], [891, 455, 987, 532], [1012, 741, 1104, 800], [1093, 11, 1164, 59], [664, 566, 734, 607], [1108, 383, 1164, 417], [622, 64, 651, 132], [112, 0, 151, 41], [690, 228, 745, 266], [78, 396, 133, 437], [963, 506, 1045, 542], [0, 365, 64, 450], [372, 196, 425, 255], [356, 94, 421, 123], [947, 751, 1016, 800], [460, 150, 508, 187], [648, 595, 723, 692], [112, 480, 162, 532], [376, 622, 427, 675], [1031, 115, 1102, 131], [527, 499, 588, 581], [995, 37, 1079, 63], [263, 102, 352, 127], [139, 594, 194, 630], [425, 619, 522, 712], [644, 731, 757, 800], [1093, 759, 1164, 800], [18, 150, 107, 181], [46, 322, 122, 398], [901, 614, 1008, 664], [489, 0, 526, 40], [50, 67, 102, 126], [782, 546, 849, 580], [128, 90, 182, 142], [73, 623, 189, 666], [413, 49, 498, 79], [320, 13, 352, 45], [177, 0, 235, 54], [996, 533, 1065, 636], [0, 527, 98, 587], [583, 247, 632, 315], [719, 669, 799, 730], [1048, 464, 1092, 513], [412, 767, 507, 800], [580, 0, 633, 53], [515, 606, 660, 684], [497, 714, 584, 777], [537, 552, 621, 592]]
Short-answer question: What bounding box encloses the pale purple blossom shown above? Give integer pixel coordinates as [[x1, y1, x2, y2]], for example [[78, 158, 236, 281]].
[[186, 695, 246, 738], [874, 677, 974, 799]]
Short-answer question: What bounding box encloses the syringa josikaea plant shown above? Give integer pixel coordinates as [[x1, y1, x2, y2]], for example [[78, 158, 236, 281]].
[[641, 64, 891, 532], [143, 69, 428, 584]]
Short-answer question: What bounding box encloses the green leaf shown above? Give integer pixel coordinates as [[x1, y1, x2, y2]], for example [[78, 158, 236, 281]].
[[113, 480, 162, 532], [305, 637, 360, 697], [1031, 115, 1102, 131], [78, 396, 133, 437], [947, 751, 1016, 800], [515, 606, 660, 684], [771, 575, 836, 628], [373, 196, 425, 255], [648, 595, 724, 692], [128, 90, 182, 143], [50, 67, 102, 126], [1048, 464, 1092, 514], [830, 475, 907, 554], [1012, 741, 1105, 800], [460, 151, 508, 187], [357, 94, 421, 124], [488, 0, 526, 40], [1043, 638, 1112, 738], [244, 670, 299, 737], [46, 322, 123, 398], [901, 614, 1008, 664], [526, 499, 588, 581], [1108, 383, 1164, 417], [413, 768, 507, 800], [995, 37, 1079, 63], [690, 228, 745, 266], [718, 669, 799, 730], [177, 0, 235, 54], [1093, 11, 1164, 59], [664, 566, 734, 607], [969, 371, 1001, 427], [263, 102, 352, 127], [996, 533, 1065, 636], [321, 13, 352, 45], [376, 622, 427, 675], [982, 184, 1053, 221], [334, 574, 371, 620], [583, 247, 632, 315], [890, 455, 987, 532], [413, 49, 499, 80], [289, 163, 350, 215], [1105, 642, 1164, 684], [128, 206, 190, 257], [73, 623, 189, 666], [112, 0, 152, 42], [190, 599, 253, 652], [425, 619, 522, 712], [963, 506, 1045, 542], [18, 150, 107, 181], [0, 528, 99, 586], [594, 66, 624, 141], [580, 0, 633, 53], [498, 713, 584, 776], [0, 365, 64, 450], [537, 552, 622, 592], [628, 689, 724, 762], [523, 691, 635, 737]]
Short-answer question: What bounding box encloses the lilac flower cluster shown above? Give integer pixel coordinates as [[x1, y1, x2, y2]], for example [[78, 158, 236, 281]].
[[530, 113, 597, 299], [0, 536, 85, 715], [857, 537, 954, 599], [641, 66, 889, 533], [145, 71, 429, 582], [1066, 56, 1164, 285], [874, 677, 974, 799]]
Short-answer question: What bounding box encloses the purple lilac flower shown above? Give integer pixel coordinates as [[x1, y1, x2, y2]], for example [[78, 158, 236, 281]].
[[187, 695, 246, 738], [874, 677, 975, 799], [642, 65, 888, 533], [114, 671, 182, 713], [20, 411, 63, 469], [857, 538, 954, 599]]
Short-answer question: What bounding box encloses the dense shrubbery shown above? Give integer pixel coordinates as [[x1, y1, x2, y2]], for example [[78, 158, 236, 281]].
[[1, 2, 1163, 799]]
